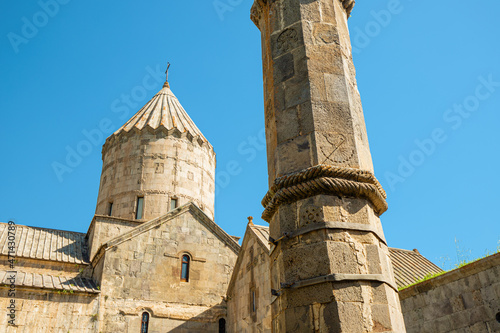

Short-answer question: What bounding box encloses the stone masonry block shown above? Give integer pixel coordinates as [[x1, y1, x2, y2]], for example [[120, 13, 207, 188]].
[[337, 301, 365, 332], [280, 241, 331, 282], [273, 53, 295, 84], [275, 105, 300, 144], [275, 134, 313, 176]]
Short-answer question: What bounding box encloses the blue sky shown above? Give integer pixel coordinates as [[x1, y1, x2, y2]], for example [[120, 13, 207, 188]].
[[1, 1, 499, 270]]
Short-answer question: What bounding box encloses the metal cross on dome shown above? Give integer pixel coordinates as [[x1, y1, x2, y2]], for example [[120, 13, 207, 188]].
[[165, 62, 171, 82]]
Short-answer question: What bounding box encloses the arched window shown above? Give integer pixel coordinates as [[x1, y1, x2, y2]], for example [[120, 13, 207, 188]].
[[141, 312, 149, 333], [181, 255, 190, 282], [218, 318, 226, 333]]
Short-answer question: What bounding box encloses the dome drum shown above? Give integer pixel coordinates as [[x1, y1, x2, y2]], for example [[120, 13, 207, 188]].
[[95, 82, 216, 221]]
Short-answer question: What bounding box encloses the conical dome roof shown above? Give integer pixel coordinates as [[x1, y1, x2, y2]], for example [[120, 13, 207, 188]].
[[113, 82, 210, 146]]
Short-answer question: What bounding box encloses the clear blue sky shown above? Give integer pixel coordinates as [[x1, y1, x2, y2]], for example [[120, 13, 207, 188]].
[[1, 1, 499, 270]]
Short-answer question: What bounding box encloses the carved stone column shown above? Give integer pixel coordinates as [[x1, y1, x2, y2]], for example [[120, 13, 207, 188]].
[[251, 0, 407, 331]]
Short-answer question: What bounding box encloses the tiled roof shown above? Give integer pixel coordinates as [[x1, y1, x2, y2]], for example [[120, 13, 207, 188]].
[[389, 248, 443, 288], [112, 82, 210, 147], [248, 224, 443, 289], [0, 223, 89, 264], [0, 270, 99, 293]]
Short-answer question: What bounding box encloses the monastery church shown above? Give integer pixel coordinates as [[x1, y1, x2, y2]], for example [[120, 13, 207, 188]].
[[0, 71, 439, 333], [0, 70, 438, 332], [2, 1, 500, 332]]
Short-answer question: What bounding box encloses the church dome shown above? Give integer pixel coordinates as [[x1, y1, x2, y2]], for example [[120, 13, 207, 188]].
[[95, 78, 216, 222], [113, 82, 211, 148]]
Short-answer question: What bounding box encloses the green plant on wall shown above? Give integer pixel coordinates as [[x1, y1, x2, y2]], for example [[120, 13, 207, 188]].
[[400, 238, 500, 290], [398, 271, 446, 291]]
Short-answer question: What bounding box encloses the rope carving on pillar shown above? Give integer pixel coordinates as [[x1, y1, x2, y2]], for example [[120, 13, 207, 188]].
[[261, 164, 387, 222]]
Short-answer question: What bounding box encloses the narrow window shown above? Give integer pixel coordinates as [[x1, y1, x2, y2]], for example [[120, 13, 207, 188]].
[[181, 255, 190, 282], [251, 290, 256, 312], [108, 202, 113, 216], [136, 197, 144, 219], [218, 318, 226, 333], [140, 312, 149, 333], [170, 198, 178, 210]]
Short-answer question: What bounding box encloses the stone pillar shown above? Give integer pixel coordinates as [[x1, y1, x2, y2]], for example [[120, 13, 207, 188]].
[[251, 0, 407, 331]]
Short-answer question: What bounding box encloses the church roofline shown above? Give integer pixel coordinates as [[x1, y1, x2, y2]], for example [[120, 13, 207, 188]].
[[85, 214, 142, 241], [389, 247, 444, 289], [0, 222, 89, 265], [0, 269, 99, 294], [227, 221, 268, 297], [102, 81, 214, 157], [248, 223, 271, 251], [90, 202, 240, 268], [399, 251, 500, 298]]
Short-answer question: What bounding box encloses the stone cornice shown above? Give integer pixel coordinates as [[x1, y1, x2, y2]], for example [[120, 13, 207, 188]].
[[341, 0, 355, 16], [251, 0, 355, 28], [119, 303, 227, 322], [250, 0, 265, 27], [101, 125, 215, 160]]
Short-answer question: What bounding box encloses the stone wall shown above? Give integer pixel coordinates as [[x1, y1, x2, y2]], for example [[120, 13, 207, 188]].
[[87, 215, 139, 260], [399, 252, 500, 333], [91, 205, 238, 332], [96, 130, 216, 222], [0, 288, 99, 332], [227, 226, 272, 332]]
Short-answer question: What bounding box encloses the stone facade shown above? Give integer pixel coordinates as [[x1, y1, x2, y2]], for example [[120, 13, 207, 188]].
[[84, 80, 237, 332], [400, 252, 500, 333], [227, 222, 459, 333], [0, 223, 100, 332], [0, 203, 238, 333], [91, 203, 238, 332], [0, 290, 99, 332], [251, 0, 406, 331], [96, 131, 215, 222], [0, 79, 237, 333], [87, 215, 139, 260], [227, 221, 272, 332]]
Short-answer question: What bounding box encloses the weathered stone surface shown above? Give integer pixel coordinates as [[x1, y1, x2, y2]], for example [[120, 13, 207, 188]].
[[400, 252, 500, 333], [0, 290, 98, 332], [92, 204, 238, 332], [96, 130, 215, 221], [227, 222, 272, 332], [252, 0, 406, 331]]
